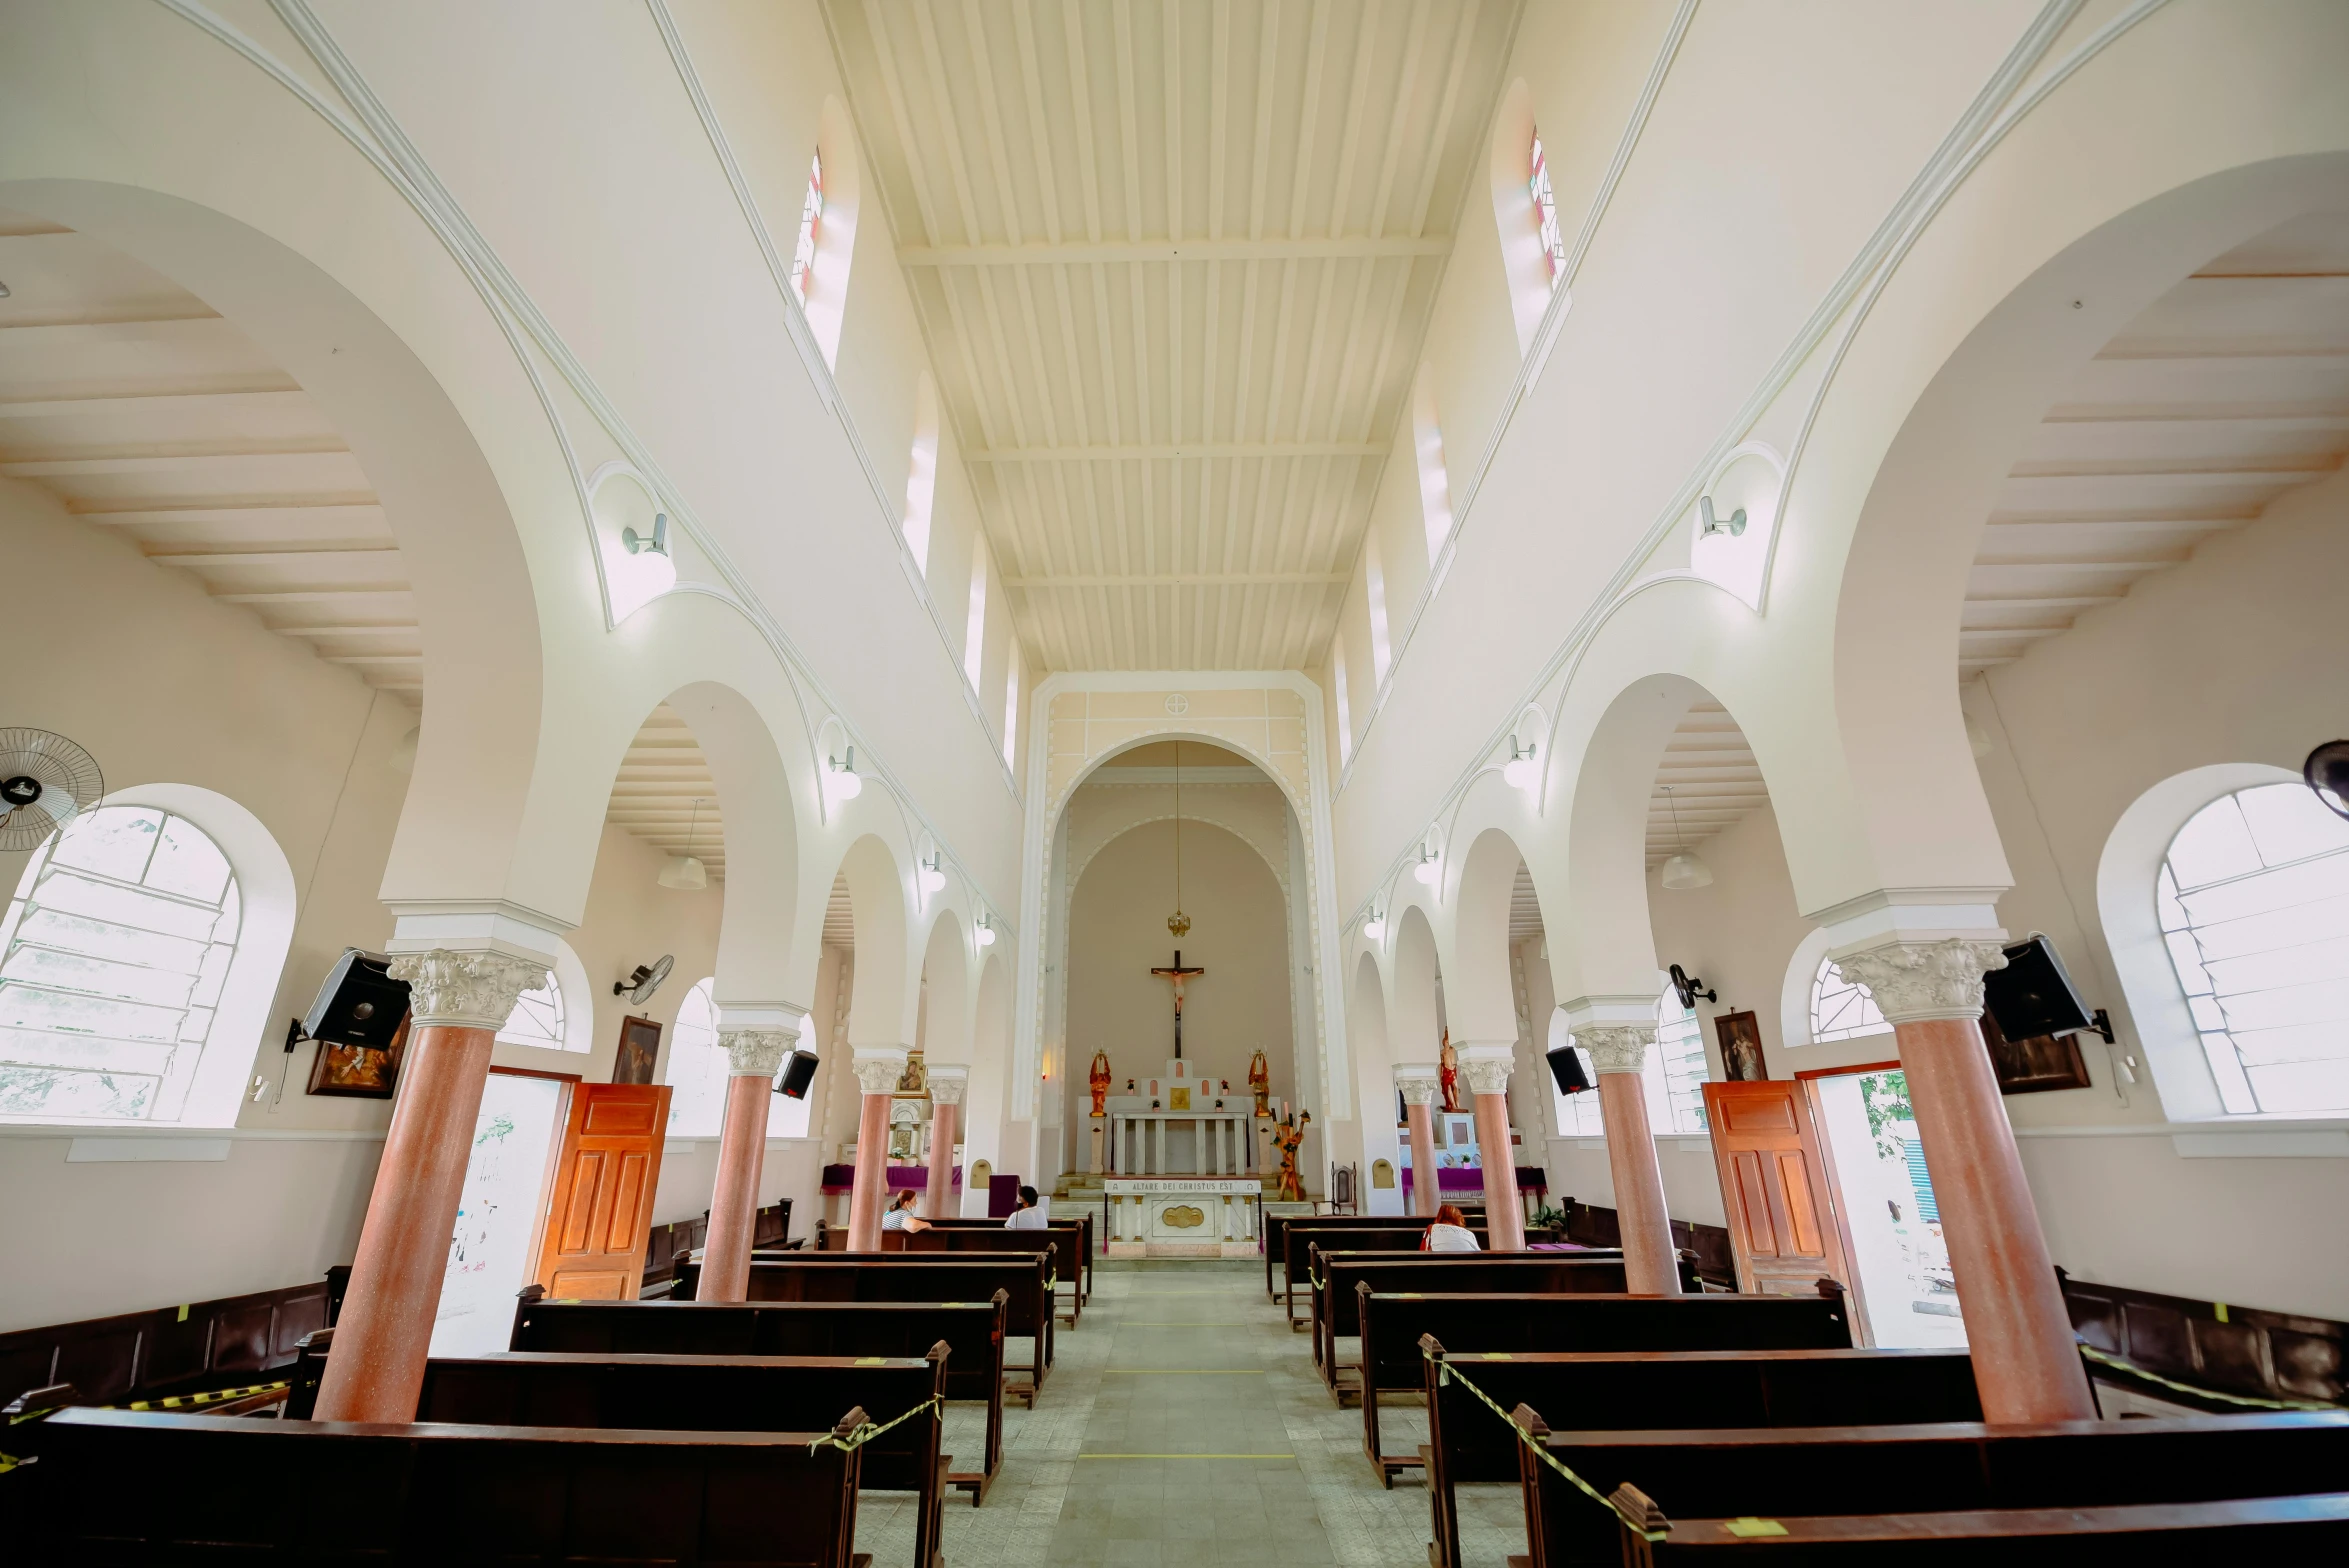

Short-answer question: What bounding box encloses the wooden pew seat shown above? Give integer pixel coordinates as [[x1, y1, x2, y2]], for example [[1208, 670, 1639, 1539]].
[[1313, 1254, 1648, 1393]]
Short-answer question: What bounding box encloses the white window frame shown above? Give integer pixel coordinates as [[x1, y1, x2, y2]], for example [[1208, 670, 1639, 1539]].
[[664, 976, 726, 1138], [1781, 925, 1896, 1051], [491, 937, 594, 1056], [0, 783, 295, 1129]]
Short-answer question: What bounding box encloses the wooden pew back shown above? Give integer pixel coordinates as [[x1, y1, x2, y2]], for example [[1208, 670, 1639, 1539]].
[[1315, 1254, 1637, 1379], [11, 1404, 864, 1566], [1518, 1408, 2349, 1568], [928, 1214, 1096, 1297], [1279, 1224, 1491, 1320]]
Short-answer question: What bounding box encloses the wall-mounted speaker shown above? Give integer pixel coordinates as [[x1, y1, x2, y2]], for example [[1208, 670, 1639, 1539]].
[[1545, 1045, 1593, 1095], [1982, 934, 2095, 1041], [774, 1049, 821, 1099], [301, 949, 411, 1050]]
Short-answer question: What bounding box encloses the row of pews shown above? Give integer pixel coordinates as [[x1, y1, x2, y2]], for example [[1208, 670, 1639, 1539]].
[[0, 1211, 1093, 1566], [1273, 1212, 2349, 1562]]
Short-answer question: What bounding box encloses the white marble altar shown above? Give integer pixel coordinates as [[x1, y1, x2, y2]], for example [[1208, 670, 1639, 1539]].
[[1102, 1057, 1263, 1175], [1104, 1177, 1260, 1257]]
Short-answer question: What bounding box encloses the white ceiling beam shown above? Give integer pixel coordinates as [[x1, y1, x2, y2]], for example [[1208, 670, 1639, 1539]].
[[966, 440, 1384, 461], [0, 306, 218, 332], [1007, 570, 1348, 587], [145, 548, 404, 570], [0, 385, 306, 418], [0, 441, 350, 475]]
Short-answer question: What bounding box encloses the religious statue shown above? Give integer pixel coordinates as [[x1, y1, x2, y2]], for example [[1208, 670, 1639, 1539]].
[[1125, 1078, 1136, 1095], [1089, 1050, 1112, 1117], [1247, 1050, 1271, 1116], [1150, 950, 1206, 1059], [1438, 1031, 1460, 1113], [1270, 1109, 1313, 1203]]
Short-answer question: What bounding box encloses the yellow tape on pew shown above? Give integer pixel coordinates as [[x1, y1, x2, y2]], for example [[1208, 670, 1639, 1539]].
[[806, 1395, 944, 1456], [1427, 1348, 1668, 1545], [2077, 1345, 2338, 1412]]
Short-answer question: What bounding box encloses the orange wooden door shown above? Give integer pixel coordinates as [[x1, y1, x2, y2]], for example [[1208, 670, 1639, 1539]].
[[1701, 1080, 1852, 1298], [532, 1084, 670, 1300]]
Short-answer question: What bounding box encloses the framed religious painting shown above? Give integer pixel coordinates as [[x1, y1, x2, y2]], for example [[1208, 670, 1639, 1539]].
[[612, 1015, 662, 1086], [307, 1013, 410, 1098], [1714, 1009, 1768, 1082]]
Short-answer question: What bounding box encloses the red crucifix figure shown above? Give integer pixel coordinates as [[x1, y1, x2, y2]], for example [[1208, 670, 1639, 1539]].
[[1150, 950, 1206, 1059]]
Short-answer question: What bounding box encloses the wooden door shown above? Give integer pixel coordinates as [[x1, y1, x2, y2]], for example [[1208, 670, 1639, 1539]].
[[1701, 1080, 1852, 1298], [533, 1084, 670, 1300]]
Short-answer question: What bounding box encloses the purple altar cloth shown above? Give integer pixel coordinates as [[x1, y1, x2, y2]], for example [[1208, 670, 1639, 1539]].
[[819, 1163, 959, 1194]]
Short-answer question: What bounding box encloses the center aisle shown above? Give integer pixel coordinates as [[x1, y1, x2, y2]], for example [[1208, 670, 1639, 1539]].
[[897, 1256, 1525, 1567]]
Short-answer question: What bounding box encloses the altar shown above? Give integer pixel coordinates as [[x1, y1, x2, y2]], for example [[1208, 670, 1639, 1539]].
[[1096, 1057, 1263, 1176], [1104, 1177, 1260, 1257]]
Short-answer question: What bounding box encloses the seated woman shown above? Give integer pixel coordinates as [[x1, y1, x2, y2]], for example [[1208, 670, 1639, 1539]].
[[882, 1187, 931, 1233], [1421, 1203, 1479, 1252]]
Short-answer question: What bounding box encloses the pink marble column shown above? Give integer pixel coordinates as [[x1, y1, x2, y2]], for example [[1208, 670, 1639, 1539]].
[[845, 1050, 908, 1252], [1839, 941, 2096, 1424], [1581, 1026, 1681, 1296], [1397, 1068, 1440, 1217], [922, 1065, 968, 1218], [1460, 1050, 1526, 1251], [699, 1024, 792, 1303], [315, 949, 546, 1424]]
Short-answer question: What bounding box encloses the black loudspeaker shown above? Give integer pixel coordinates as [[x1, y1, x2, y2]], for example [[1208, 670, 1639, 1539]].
[[301, 949, 411, 1049], [774, 1049, 821, 1099], [1982, 934, 2095, 1041], [1545, 1045, 1593, 1095]]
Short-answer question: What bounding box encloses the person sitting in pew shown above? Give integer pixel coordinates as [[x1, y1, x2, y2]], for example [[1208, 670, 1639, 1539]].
[[883, 1188, 932, 1233], [1422, 1204, 1479, 1252], [1005, 1185, 1048, 1229]]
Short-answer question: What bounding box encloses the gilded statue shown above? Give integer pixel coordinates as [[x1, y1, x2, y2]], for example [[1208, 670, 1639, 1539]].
[[1270, 1108, 1313, 1203], [1089, 1050, 1112, 1116], [1247, 1049, 1271, 1116]]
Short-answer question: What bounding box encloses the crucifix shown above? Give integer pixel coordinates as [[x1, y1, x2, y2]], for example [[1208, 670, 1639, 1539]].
[[1150, 950, 1206, 1059]]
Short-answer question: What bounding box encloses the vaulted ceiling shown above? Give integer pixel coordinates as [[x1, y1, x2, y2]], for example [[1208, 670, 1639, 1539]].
[[822, 0, 1523, 673]]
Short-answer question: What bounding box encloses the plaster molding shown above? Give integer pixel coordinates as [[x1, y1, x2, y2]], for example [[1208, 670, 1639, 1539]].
[[1461, 1058, 1514, 1097], [388, 948, 549, 1031], [1829, 939, 2009, 1024], [1561, 995, 1663, 1032], [1576, 1025, 1656, 1077], [718, 1001, 813, 1044], [1395, 1063, 1440, 1107], [720, 1028, 793, 1078], [852, 1049, 911, 1096], [927, 1063, 970, 1108]]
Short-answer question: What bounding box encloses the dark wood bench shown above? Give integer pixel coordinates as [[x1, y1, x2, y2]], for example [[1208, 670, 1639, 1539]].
[[1266, 1213, 1436, 1299], [506, 1288, 1010, 1502], [925, 1214, 1096, 1304], [1614, 1489, 2349, 1562], [0, 1275, 330, 1413], [1514, 1406, 2349, 1567], [418, 1349, 948, 1568], [679, 1251, 1053, 1399], [1418, 1343, 1971, 1567], [814, 1224, 1089, 1321], [5, 1403, 865, 1565], [1371, 1293, 1858, 1492], [1313, 1253, 1652, 1391], [1276, 1223, 1495, 1327]]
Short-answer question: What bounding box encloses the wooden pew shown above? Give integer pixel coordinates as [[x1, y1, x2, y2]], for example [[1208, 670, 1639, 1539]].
[[1513, 1406, 2349, 1568], [1614, 1489, 2349, 1563], [1417, 1343, 1970, 1568], [0, 1274, 330, 1412], [927, 1214, 1096, 1304], [1265, 1213, 1432, 1299], [1276, 1222, 1494, 1327], [1312, 1252, 1655, 1390], [1365, 1291, 1854, 1475], [8, 1403, 865, 1566], [675, 1252, 1055, 1403], [508, 1288, 1010, 1501], [814, 1223, 1089, 1321], [419, 1349, 949, 1568]]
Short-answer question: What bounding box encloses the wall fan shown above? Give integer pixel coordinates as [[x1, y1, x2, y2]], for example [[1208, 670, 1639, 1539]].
[[614, 954, 674, 1004], [0, 728, 105, 851]]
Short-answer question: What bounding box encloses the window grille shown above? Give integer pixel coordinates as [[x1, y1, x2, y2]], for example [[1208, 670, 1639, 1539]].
[[1529, 134, 1565, 283], [790, 151, 824, 302]]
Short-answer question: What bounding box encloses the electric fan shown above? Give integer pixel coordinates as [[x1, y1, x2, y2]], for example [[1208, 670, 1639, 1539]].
[[0, 728, 105, 851], [614, 954, 675, 1004]]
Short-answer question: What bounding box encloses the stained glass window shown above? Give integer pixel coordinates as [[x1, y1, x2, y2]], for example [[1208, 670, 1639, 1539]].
[[1529, 133, 1565, 283], [1812, 955, 1891, 1043], [0, 806, 242, 1121], [2159, 781, 2349, 1114], [790, 151, 824, 303]]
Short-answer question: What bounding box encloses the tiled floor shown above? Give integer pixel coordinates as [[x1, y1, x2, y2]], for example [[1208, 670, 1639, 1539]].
[[856, 1258, 1529, 1567]]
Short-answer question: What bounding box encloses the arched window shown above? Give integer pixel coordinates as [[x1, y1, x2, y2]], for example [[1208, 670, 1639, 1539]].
[[1528, 132, 1566, 285], [904, 371, 939, 574], [1, 804, 248, 1123], [1413, 368, 1454, 564], [1812, 956, 1891, 1043], [790, 151, 823, 304], [2159, 781, 2349, 1115], [964, 550, 989, 689], [1365, 539, 1394, 684], [496, 974, 566, 1051], [1549, 981, 1709, 1137], [664, 976, 726, 1137]]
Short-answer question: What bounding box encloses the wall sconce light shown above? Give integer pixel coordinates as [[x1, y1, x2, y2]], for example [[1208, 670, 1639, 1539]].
[[1503, 740, 1540, 791], [2306, 740, 2349, 821], [975, 913, 997, 947], [1412, 845, 1440, 886], [823, 746, 863, 803], [1362, 906, 1387, 944], [919, 853, 947, 896], [1698, 496, 1746, 539], [622, 510, 677, 597]]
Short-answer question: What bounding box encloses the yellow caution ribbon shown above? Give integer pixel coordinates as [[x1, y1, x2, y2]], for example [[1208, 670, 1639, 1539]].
[[1428, 1349, 1669, 1544], [0, 1451, 29, 1475], [2077, 1345, 2338, 1412], [805, 1395, 944, 1456], [8, 1379, 291, 1427]]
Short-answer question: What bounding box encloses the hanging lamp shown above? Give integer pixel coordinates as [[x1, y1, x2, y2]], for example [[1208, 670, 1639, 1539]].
[[1167, 741, 1190, 937], [659, 797, 710, 890], [1658, 784, 1713, 891]]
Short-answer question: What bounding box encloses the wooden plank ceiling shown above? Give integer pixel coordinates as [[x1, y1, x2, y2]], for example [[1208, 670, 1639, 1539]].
[[822, 0, 1522, 671]]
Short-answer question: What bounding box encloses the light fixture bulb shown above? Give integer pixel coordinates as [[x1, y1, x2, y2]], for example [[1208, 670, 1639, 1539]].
[[1363, 914, 1386, 943], [621, 510, 677, 599], [1503, 741, 1539, 791], [919, 856, 947, 895], [1413, 854, 1439, 886], [976, 918, 997, 947], [824, 747, 863, 802], [657, 854, 708, 891], [1660, 853, 1713, 891]]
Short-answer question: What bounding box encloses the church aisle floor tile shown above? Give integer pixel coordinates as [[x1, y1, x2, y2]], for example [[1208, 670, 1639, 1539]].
[[865, 1256, 1527, 1567]]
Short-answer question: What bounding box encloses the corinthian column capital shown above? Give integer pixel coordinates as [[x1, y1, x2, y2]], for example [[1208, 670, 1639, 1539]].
[[387, 949, 548, 1031], [720, 1029, 793, 1077], [1576, 1025, 1655, 1076], [928, 1063, 970, 1108], [852, 1048, 910, 1096], [1831, 938, 2009, 1024], [1395, 1067, 1439, 1108]]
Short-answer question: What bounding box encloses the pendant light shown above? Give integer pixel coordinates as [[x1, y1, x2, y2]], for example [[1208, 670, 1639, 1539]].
[[1167, 741, 1190, 937], [1658, 785, 1713, 891], [659, 797, 710, 890]]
